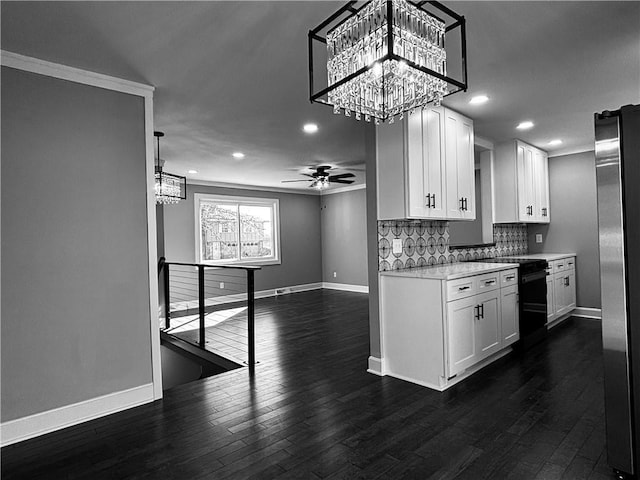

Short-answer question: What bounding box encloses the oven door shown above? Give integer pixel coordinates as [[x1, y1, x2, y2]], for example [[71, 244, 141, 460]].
[[519, 269, 548, 347]]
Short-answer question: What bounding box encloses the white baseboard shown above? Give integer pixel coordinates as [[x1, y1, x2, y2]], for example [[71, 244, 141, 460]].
[[573, 307, 602, 320], [0, 383, 154, 447], [170, 282, 323, 312], [169, 282, 370, 313], [322, 282, 369, 293], [367, 356, 384, 376]]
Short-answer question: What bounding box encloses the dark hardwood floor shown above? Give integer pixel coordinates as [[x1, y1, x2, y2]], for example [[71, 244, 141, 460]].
[[1, 290, 614, 479]]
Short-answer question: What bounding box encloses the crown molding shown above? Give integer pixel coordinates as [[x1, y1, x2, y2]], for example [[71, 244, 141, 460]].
[[320, 183, 366, 195], [1, 50, 154, 97], [188, 179, 366, 196]]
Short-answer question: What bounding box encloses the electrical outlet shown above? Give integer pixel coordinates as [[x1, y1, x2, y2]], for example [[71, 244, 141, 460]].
[[392, 238, 403, 254], [535, 234, 543, 244], [220, 282, 225, 289], [333, 272, 337, 278]]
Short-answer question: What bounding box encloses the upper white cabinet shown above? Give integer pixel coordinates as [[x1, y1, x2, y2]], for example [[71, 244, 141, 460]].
[[444, 108, 475, 220], [494, 140, 550, 223], [377, 106, 475, 221]]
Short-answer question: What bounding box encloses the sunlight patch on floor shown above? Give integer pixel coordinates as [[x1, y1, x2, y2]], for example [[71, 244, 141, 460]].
[[165, 307, 248, 334]]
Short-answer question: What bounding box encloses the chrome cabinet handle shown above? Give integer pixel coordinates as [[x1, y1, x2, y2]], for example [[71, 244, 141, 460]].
[[458, 286, 471, 291], [431, 193, 436, 208], [484, 280, 496, 286], [426, 194, 431, 208], [506, 275, 516, 281], [479, 303, 484, 319]]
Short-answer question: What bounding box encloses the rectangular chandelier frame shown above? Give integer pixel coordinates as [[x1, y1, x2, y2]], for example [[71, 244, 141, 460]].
[[155, 169, 187, 205], [308, 0, 468, 121]]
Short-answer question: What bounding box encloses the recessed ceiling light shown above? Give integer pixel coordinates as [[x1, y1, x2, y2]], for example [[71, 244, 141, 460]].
[[516, 121, 535, 130], [188, 169, 198, 174], [548, 139, 563, 146], [232, 152, 245, 159], [303, 123, 319, 134], [469, 95, 489, 105]]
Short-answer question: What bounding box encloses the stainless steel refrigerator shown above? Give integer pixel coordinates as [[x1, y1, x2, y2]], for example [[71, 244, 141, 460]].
[[595, 104, 640, 479]]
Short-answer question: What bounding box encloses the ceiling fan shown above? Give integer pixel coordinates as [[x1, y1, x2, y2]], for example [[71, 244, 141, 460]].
[[281, 165, 355, 189]]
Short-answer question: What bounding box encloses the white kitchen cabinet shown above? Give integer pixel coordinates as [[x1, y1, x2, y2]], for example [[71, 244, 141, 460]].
[[444, 108, 475, 220], [446, 289, 501, 377], [446, 295, 478, 376], [475, 291, 501, 357], [376, 106, 475, 221], [406, 107, 447, 218], [548, 255, 576, 325], [501, 284, 520, 346], [545, 271, 555, 324], [379, 264, 518, 391], [494, 139, 550, 223]]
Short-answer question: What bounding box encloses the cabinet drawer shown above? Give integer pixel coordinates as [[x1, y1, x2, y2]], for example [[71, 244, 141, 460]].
[[476, 272, 500, 294], [500, 269, 518, 287], [565, 257, 576, 271], [551, 259, 566, 273], [446, 277, 476, 301]]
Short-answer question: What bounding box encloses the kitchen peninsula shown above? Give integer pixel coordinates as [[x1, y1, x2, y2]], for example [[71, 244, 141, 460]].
[[379, 262, 519, 391]]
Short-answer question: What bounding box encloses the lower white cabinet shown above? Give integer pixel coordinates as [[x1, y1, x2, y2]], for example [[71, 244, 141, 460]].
[[501, 285, 520, 345], [379, 266, 519, 391], [546, 272, 555, 323], [446, 291, 502, 378], [548, 256, 576, 325]]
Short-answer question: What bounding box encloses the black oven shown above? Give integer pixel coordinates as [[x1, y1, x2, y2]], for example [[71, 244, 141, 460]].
[[518, 260, 549, 349], [479, 257, 549, 350]]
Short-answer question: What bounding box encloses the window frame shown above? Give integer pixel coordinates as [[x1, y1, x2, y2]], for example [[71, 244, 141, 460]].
[[194, 193, 281, 266]]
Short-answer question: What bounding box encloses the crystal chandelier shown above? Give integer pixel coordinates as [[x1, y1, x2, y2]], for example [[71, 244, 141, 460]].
[[308, 0, 468, 124], [154, 131, 186, 205]]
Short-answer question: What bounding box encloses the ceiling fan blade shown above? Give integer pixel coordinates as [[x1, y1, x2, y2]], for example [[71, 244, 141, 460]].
[[331, 179, 355, 184], [281, 179, 311, 183], [328, 173, 355, 181]]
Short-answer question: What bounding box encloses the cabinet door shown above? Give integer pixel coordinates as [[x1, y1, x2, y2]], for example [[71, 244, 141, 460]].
[[446, 296, 477, 377], [457, 115, 475, 219], [406, 109, 446, 219], [406, 110, 428, 218], [517, 144, 536, 222], [423, 107, 447, 218], [445, 110, 475, 220], [546, 274, 555, 324], [554, 273, 567, 316], [476, 291, 501, 359], [501, 285, 520, 346], [533, 149, 550, 223], [565, 270, 576, 311]]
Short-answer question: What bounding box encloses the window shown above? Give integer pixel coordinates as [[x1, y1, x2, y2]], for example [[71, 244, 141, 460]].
[[195, 194, 280, 265]]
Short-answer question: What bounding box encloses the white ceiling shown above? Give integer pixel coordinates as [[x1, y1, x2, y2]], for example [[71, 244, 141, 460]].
[[2, 1, 639, 192]]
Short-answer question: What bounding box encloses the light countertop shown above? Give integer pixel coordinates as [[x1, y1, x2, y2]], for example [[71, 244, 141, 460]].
[[506, 253, 576, 261], [379, 262, 519, 281]]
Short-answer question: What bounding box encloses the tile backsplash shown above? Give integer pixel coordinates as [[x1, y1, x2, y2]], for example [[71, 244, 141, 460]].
[[378, 220, 528, 271]]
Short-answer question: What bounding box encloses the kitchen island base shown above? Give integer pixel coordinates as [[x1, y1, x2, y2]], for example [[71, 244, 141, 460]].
[[379, 263, 520, 391]]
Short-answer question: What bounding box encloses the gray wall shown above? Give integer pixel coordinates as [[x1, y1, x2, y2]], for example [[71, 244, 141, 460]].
[[448, 170, 483, 246], [320, 188, 368, 286], [529, 150, 601, 309], [163, 184, 322, 291], [1, 67, 153, 421]]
